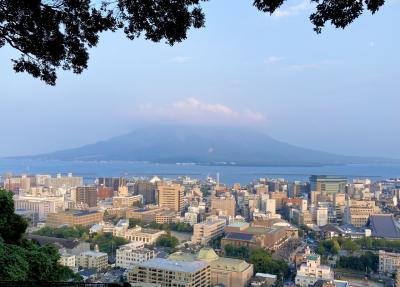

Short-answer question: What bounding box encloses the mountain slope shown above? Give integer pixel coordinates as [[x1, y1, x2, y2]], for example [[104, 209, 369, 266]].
[[22, 126, 395, 166]]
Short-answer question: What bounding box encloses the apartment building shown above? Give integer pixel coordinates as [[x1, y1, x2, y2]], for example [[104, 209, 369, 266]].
[[343, 200, 379, 227], [116, 242, 155, 269], [76, 250, 108, 270], [192, 216, 226, 245], [113, 195, 142, 208], [73, 186, 98, 208], [128, 258, 211, 287], [59, 252, 76, 269], [46, 210, 103, 227]]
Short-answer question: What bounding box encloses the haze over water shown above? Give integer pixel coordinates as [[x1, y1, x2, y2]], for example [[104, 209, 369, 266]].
[[1, 159, 399, 185]]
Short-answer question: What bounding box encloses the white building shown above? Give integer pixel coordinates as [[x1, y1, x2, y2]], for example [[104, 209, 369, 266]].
[[316, 206, 329, 227], [184, 211, 198, 226], [379, 250, 400, 275], [59, 252, 76, 269], [191, 216, 226, 245], [13, 195, 65, 220], [116, 242, 155, 269], [76, 250, 108, 270], [295, 254, 334, 287]]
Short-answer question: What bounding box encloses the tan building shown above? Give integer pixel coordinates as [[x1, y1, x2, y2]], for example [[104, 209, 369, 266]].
[[113, 195, 141, 208], [121, 226, 166, 244], [379, 250, 400, 275], [158, 183, 184, 212], [211, 195, 236, 217], [155, 210, 178, 224], [343, 200, 379, 227], [128, 258, 211, 287], [169, 248, 254, 287], [13, 195, 65, 220], [126, 207, 164, 223], [192, 216, 226, 245], [73, 186, 98, 208], [76, 250, 108, 270], [46, 210, 103, 227]]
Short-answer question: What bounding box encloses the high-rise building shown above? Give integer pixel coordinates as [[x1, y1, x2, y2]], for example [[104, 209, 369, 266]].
[[74, 186, 97, 207], [211, 195, 236, 217], [134, 180, 156, 204], [310, 175, 347, 194], [97, 177, 126, 192], [157, 183, 184, 212]]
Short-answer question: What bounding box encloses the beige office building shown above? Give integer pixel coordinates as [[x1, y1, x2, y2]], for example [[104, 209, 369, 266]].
[[192, 216, 226, 245], [128, 258, 211, 287], [121, 226, 166, 244], [158, 183, 184, 212]]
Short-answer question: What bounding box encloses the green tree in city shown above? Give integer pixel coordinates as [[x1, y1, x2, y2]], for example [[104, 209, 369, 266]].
[[0, 189, 82, 282], [155, 233, 179, 248]]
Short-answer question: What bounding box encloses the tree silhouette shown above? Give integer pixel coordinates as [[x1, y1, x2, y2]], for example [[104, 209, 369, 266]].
[[0, 0, 386, 85]]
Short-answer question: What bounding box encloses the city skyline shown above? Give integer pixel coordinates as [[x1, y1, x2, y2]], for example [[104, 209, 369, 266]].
[[1, 0, 399, 159]]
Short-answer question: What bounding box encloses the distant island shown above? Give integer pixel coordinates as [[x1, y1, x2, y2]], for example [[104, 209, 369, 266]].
[[12, 126, 399, 167]]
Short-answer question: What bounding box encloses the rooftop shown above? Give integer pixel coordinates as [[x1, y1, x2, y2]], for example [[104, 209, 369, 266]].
[[138, 258, 208, 273], [369, 214, 400, 239]]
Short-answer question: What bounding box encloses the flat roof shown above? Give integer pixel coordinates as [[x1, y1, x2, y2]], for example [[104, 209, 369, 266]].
[[138, 258, 208, 273]]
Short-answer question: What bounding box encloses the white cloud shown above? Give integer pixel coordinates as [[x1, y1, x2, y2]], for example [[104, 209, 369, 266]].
[[265, 56, 285, 64], [273, 1, 311, 18], [135, 98, 266, 125], [286, 63, 320, 72], [170, 56, 192, 63]]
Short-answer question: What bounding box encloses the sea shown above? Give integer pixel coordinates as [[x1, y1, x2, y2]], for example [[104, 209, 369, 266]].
[[1, 159, 400, 185]]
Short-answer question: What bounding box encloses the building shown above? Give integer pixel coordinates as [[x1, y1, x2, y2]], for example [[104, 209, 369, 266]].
[[13, 195, 65, 220], [121, 226, 166, 244], [116, 242, 155, 269], [222, 223, 291, 252], [343, 200, 378, 227], [316, 206, 329, 227], [134, 180, 156, 204], [379, 250, 400, 275], [97, 186, 113, 200], [46, 210, 103, 227], [126, 207, 164, 224], [98, 177, 126, 192], [158, 183, 184, 212], [211, 195, 236, 217], [27, 234, 91, 256], [45, 173, 83, 189], [154, 210, 178, 224], [113, 195, 142, 208], [295, 254, 334, 287], [59, 252, 76, 269], [192, 216, 226, 245], [73, 186, 97, 208], [310, 175, 347, 194], [369, 214, 400, 239], [76, 250, 108, 270], [128, 258, 211, 287], [169, 247, 254, 287]]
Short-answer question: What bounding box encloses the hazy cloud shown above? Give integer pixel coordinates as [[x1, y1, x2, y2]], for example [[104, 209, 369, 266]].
[[273, 1, 311, 18], [265, 56, 285, 64], [170, 56, 192, 63], [136, 98, 266, 125]]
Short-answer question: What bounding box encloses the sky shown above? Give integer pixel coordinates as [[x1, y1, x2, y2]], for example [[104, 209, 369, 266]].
[[1, 0, 399, 158]]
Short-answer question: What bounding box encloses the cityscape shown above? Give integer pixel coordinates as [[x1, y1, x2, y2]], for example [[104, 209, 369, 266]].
[[2, 172, 400, 287]]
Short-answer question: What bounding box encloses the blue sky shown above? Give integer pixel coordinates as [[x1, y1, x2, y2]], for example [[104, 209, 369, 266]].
[[1, 0, 399, 158]]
